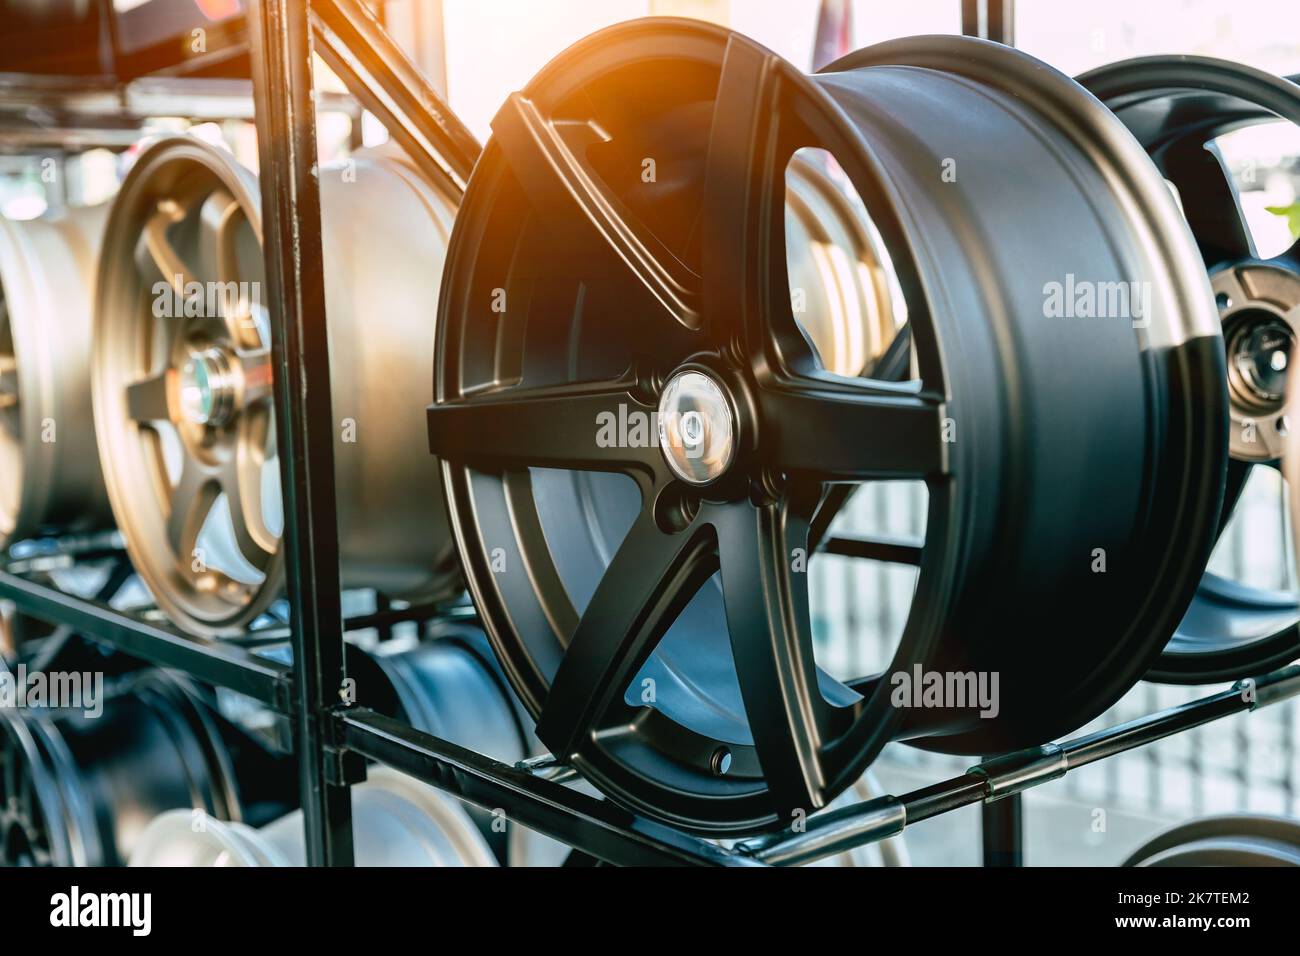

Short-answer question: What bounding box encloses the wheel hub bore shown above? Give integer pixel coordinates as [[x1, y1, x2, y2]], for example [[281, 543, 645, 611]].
[[657, 369, 736, 485], [178, 346, 238, 428], [1228, 312, 1293, 407], [1209, 263, 1300, 461]]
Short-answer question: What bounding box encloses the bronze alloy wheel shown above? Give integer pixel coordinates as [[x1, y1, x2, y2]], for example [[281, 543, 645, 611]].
[[1082, 57, 1300, 683], [92, 136, 462, 636], [0, 205, 112, 547], [428, 21, 1226, 833]]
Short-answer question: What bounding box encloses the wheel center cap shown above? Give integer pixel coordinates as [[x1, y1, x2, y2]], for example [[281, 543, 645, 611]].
[[179, 347, 237, 427], [657, 369, 736, 485]]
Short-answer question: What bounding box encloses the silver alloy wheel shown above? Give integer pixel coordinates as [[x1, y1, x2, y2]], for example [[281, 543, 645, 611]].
[[0, 205, 112, 546], [129, 767, 498, 867]]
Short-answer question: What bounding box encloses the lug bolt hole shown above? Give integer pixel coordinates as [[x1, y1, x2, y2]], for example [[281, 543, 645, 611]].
[[710, 746, 732, 776], [653, 484, 698, 534]]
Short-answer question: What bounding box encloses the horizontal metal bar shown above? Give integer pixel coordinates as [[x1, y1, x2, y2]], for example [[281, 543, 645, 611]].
[[820, 533, 924, 565], [744, 664, 1300, 865], [738, 794, 907, 866], [969, 743, 1068, 800], [342, 600, 469, 634], [1056, 668, 1300, 770], [125, 77, 360, 121], [0, 75, 359, 132], [337, 708, 762, 867], [0, 569, 293, 711]]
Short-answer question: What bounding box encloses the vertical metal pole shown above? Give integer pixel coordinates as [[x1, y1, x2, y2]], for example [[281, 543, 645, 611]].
[[247, 0, 354, 866], [961, 0, 1015, 45], [981, 793, 1024, 867]]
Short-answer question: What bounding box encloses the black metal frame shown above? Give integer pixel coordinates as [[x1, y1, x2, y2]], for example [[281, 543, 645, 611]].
[[7, 0, 1299, 868]]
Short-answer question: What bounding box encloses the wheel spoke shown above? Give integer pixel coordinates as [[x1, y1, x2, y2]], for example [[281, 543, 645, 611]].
[[168, 462, 218, 561], [135, 200, 194, 292], [221, 409, 276, 569], [428, 379, 665, 475], [701, 36, 806, 367], [757, 381, 947, 480], [197, 188, 256, 344], [535, 509, 714, 758], [491, 92, 700, 334], [712, 495, 832, 816], [197, 189, 241, 283], [1162, 138, 1255, 265], [125, 371, 172, 423]]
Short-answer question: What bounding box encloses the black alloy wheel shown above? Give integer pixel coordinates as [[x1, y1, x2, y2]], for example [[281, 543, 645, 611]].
[[1081, 56, 1300, 683], [429, 21, 1226, 833]]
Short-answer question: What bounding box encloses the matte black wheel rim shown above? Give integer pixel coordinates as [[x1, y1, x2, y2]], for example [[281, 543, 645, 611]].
[[431, 22, 1225, 833], [1081, 56, 1300, 683]]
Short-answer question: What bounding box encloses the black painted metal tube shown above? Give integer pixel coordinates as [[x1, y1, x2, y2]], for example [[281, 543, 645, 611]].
[[247, 0, 354, 867]]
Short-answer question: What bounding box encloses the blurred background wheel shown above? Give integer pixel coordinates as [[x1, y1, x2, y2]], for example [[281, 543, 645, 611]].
[[91, 136, 462, 636], [1082, 56, 1300, 683], [0, 205, 112, 548]]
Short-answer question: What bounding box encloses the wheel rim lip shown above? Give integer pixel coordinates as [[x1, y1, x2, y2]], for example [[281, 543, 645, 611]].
[[92, 136, 283, 636], [0, 672, 241, 866], [0, 709, 76, 866], [0, 282, 23, 537], [1079, 54, 1300, 129], [827, 36, 1226, 750], [1082, 56, 1300, 682]]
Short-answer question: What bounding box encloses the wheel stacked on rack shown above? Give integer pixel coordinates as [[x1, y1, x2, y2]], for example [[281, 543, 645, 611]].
[[782, 152, 902, 377], [427, 21, 1226, 833], [1081, 57, 1300, 682], [91, 135, 462, 637], [0, 205, 112, 548], [345, 622, 567, 865], [0, 671, 272, 866], [129, 767, 498, 867], [1124, 815, 1300, 866]]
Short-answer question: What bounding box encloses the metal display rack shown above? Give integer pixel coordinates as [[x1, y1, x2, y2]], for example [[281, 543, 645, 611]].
[[3, 0, 1300, 867]]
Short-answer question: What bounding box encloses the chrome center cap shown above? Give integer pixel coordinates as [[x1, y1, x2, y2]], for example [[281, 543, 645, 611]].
[[179, 347, 237, 427], [657, 370, 736, 485]]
